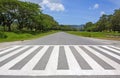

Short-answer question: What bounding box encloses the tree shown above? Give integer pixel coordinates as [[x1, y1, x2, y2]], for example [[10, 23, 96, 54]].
[[96, 14, 110, 32], [0, 0, 59, 32], [84, 22, 94, 31], [39, 14, 59, 31], [83, 9, 120, 32], [0, 0, 19, 31], [16, 1, 41, 31], [111, 9, 120, 32]]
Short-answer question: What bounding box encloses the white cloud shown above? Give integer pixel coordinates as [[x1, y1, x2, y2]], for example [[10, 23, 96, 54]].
[[89, 3, 99, 10], [93, 4, 99, 9], [40, 0, 65, 12], [100, 11, 105, 15]]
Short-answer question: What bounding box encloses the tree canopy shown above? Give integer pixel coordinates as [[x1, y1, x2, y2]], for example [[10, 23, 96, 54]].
[[84, 9, 120, 32], [0, 0, 59, 32]]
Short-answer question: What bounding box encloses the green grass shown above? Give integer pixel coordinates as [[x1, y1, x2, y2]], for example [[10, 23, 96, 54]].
[[0, 31, 58, 42], [67, 31, 120, 40]]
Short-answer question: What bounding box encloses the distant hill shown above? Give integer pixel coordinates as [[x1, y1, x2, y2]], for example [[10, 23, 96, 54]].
[[68, 25, 84, 29], [60, 24, 85, 31]]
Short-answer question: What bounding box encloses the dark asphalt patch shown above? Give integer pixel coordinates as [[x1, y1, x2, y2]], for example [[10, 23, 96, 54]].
[[57, 46, 69, 70], [33, 46, 53, 70], [69, 46, 92, 70]]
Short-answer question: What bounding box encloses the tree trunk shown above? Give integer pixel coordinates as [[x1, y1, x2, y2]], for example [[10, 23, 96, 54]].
[[3, 25, 6, 31], [6, 21, 13, 32], [8, 24, 11, 31]]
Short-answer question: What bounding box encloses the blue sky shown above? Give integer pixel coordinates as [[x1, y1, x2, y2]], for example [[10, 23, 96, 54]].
[[21, 0, 120, 25]]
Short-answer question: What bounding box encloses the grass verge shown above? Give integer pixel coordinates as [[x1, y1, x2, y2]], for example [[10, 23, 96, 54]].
[[0, 31, 58, 42], [67, 31, 120, 41]]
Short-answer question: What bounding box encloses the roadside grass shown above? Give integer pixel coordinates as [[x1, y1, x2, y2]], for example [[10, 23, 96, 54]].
[[0, 31, 58, 42], [67, 31, 120, 40]]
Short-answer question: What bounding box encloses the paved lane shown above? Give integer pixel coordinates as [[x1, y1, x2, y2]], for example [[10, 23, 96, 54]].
[[22, 32, 109, 45], [0, 32, 120, 78], [0, 45, 120, 78]]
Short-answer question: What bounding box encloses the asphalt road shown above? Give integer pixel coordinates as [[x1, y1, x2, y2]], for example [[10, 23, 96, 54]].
[[0, 32, 120, 78], [21, 32, 108, 45], [19, 32, 120, 46]]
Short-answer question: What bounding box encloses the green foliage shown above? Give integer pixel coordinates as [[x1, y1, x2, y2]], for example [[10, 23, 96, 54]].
[[0, 32, 7, 38], [0, 31, 58, 42], [67, 31, 105, 38], [0, 0, 20, 31], [84, 9, 120, 32], [0, 0, 59, 32], [84, 22, 94, 31], [59, 25, 78, 31], [67, 31, 120, 40], [39, 14, 59, 31], [111, 9, 120, 32]]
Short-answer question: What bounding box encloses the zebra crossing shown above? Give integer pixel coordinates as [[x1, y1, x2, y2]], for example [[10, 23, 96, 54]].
[[0, 45, 120, 76]]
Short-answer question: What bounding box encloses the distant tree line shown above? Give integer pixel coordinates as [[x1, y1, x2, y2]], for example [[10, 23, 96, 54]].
[[0, 0, 59, 32], [84, 9, 120, 32], [59, 25, 78, 31]]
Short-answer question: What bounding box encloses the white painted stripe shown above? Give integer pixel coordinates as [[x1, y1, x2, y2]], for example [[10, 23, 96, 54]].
[[17, 45, 111, 46], [64, 46, 81, 75], [94, 46, 120, 60], [45, 46, 59, 74], [111, 46, 120, 50], [84, 46, 120, 70], [0, 46, 29, 62], [0, 46, 39, 70], [22, 46, 49, 71], [0, 45, 120, 76], [0, 70, 120, 75], [103, 46, 120, 54], [0, 46, 20, 55], [0, 46, 13, 52], [75, 46, 104, 70]]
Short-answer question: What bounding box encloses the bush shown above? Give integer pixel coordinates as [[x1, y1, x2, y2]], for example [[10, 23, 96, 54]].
[[0, 32, 7, 38]]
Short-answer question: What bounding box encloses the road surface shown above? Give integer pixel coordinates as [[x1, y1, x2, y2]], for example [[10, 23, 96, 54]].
[[20, 32, 120, 45], [0, 32, 120, 78]]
